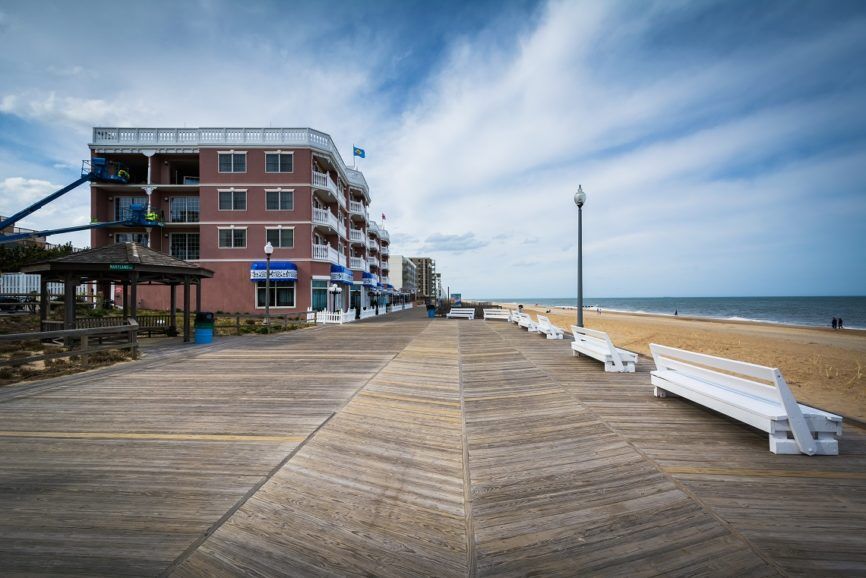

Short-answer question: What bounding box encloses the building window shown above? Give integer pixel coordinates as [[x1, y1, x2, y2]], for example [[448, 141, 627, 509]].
[[265, 152, 293, 173], [266, 228, 294, 248], [115, 232, 148, 244], [311, 279, 328, 311], [266, 190, 293, 211], [170, 232, 200, 260], [218, 190, 246, 211], [115, 196, 147, 221], [257, 282, 295, 308], [218, 152, 246, 173], [169, 197, 200, 223], [218, 228, 246, 248]]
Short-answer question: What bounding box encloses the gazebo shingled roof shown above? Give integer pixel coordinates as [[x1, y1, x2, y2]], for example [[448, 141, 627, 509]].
[[24, 242, 213, 278], [22, 243, 213, 342]]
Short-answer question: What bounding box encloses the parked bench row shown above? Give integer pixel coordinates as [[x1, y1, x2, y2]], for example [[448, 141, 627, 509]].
[[487, 307, 844, 455]]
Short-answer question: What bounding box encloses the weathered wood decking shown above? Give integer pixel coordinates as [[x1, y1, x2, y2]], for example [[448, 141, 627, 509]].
[[1, 309, 865, 576]]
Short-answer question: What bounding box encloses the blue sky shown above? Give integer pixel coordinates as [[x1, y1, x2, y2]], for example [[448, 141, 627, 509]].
[[0, 0, 864, 297]]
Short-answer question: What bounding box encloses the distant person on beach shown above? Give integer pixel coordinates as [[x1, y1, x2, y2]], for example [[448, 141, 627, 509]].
[[839, 318, 844, 329], [832, 317, 838, 330], [674, 309, 678, 316], [596, 306, 600, 315]]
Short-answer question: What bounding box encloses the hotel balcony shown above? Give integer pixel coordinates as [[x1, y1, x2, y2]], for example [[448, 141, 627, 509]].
[[380, 245, 389, 256], [313, 244, 347, 267], [312, 207, 341, 234], [368, 256, 380, 269], [349, 256, 368, 271], [367, 238, 378, 252], [379, 229, 389, 243], [381, 260, 390, 271], [349, 228, 366, 245], [349, 200, 368, 221], [368, 221, 380, 238], [312, 170, 346, 210], [381, 276, 391, 285]]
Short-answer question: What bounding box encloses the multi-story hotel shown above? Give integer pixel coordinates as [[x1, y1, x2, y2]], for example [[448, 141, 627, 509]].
[[389, 255, 417, 297], [410, 257, 437, 298], [88, 127, 397, 314]]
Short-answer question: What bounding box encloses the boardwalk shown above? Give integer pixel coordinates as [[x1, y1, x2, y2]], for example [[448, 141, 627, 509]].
[[1, 309, 865, 576]]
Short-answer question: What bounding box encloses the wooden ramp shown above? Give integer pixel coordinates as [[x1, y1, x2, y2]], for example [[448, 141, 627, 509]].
[[1, 310, 865, 576]]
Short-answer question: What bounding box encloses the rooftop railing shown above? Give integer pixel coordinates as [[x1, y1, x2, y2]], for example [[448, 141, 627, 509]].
[[92, 127, 368, 191]]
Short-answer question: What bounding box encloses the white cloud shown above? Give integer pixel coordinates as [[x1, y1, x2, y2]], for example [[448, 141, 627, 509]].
[[0, 91, 153, 130], [0, 177, 61, 212], [420, 232, 488, 253]]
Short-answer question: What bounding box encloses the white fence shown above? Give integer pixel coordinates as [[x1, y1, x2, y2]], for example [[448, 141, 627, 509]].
[[0, 272, 89, 296], [308, 302, 415, 325]]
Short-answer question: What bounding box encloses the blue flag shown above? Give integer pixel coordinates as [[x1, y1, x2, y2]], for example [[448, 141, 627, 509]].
[[353, 146, 366, 158]]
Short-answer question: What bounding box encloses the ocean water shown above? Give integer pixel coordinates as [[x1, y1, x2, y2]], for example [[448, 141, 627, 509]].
[[475, 296, 866, 330]]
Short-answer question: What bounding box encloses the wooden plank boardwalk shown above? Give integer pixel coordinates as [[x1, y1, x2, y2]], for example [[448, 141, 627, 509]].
[[1, 309, 865, 576]]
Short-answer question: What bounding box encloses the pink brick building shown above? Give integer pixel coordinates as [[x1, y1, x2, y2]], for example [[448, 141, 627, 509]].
[[89, 128, 400, 315]]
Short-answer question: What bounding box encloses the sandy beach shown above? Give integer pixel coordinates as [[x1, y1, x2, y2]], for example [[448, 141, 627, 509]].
[[498, 303, 866, 422]]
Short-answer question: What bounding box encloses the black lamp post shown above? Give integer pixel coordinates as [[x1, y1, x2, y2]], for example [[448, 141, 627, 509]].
[[264, 241, 273, 334], [573, 185, 587, 327]]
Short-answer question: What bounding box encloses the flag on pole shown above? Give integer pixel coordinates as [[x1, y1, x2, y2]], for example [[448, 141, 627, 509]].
[[381, 213, 386, 221], [353, 146, 366, 158]]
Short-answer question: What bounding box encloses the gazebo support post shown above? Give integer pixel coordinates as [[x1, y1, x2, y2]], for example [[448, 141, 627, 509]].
[[183, 275, 191, 343], [122, 283, 129, 318], [130, 272, 139, 321], [169, 284, 178, 336], [39, 276, 48, 331], [195, 280, 202, 315], [63, 273, 76, 330]]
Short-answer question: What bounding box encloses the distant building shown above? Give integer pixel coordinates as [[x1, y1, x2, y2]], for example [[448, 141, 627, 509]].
[[0, 216, 48, 248], [88, 127, 398, 313], [390, 254, 417, 297], [410, 257, 437, 298]]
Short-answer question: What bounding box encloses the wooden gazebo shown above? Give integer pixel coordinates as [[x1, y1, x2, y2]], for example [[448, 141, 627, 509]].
[[23, 243, 214, 342]]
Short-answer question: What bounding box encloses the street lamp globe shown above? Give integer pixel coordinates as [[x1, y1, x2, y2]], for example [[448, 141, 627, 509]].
[[573, 185, 586, 208], [264, 241, 274, 256]]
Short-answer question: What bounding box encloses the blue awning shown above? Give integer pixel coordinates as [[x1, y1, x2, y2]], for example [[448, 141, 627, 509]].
[[361, 271, 376, 287], [330, 264, 353, 285], [250, 261, 297, 281]]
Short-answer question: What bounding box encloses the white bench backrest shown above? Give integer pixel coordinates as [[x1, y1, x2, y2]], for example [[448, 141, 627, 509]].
[[450, 308, 474, 314], [537, 315, 550, 326], [572, 326, 624, 371], [649, 343, 816, 455]]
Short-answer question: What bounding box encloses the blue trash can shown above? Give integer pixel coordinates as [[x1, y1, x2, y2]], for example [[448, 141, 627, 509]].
[[427, 308, 436, 318], [194, 327, 213, 344]]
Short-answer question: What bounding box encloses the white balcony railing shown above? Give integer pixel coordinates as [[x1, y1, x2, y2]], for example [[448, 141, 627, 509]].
[[379, 229, 389, 242], [368, 221, 380, 237], [313, 244, 346, 266], [338, 219, 348, 239], [380, 246, 389, 256], [367, 239, 378, 252], [368, 256, 380, 268], [349, 229, 365, 244], [312, 207, 340, 232], [93, 127, 368, 191], [349, 200, 367, 220], [312, 171, 345, 210], [381, 276, 390, 285], [349, 256, 368, 271]]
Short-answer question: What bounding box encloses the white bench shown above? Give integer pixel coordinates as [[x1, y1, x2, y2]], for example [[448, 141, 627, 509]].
[[571, 326, 638, 372], [536, 315, 564, 339], [483, 308, 511, 321], [446, 307, 475, 320], [517, 313, 538, 333], [650, 344, 843, 455]]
